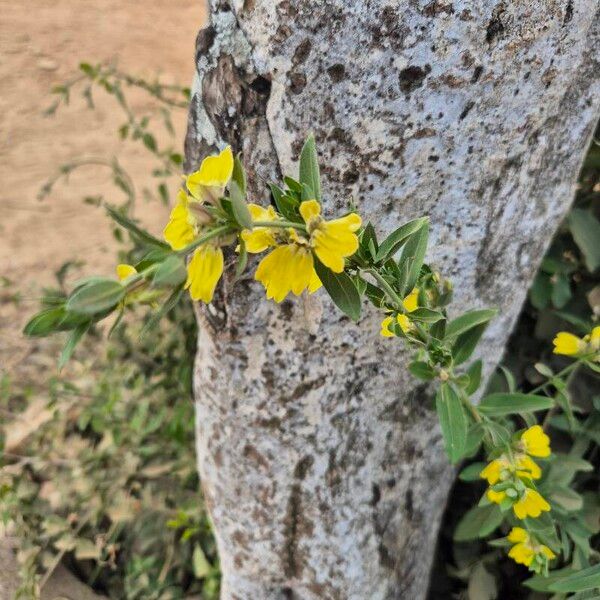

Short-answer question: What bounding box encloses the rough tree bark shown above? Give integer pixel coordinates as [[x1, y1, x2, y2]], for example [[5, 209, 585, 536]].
[[185, 2, 600, 599]]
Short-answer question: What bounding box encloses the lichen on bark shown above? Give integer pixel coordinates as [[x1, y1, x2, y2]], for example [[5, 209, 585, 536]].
[[186, 2, 600, 598]]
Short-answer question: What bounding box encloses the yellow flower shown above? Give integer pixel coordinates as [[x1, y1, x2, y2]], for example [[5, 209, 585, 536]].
[[380, 314, 412, 337], [507, 527, 556, 569], [186, 146, 234, 201], [513, 488, 551, 519], [480, 457, 510, 485], [255, 244, 321, 303], [520, 425, 551, 458], [299, 200, 361, 272], [402, 288, 419, 312], [116, 264, 137, 281], [552, 331, 588, 356], [241, 204, 279, 253], [253, 199, 360, 302], [507, 527, 529, 544], [486, 489, 506, 504], [185, 244, 224, 303], [164, 190, 197, 251]]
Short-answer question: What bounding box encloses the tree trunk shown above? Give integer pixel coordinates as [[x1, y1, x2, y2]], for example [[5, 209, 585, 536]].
[[185, 2, 600, 598]]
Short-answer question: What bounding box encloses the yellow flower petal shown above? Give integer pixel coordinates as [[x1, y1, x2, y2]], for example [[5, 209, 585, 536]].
[[513, 488, 550, 519], [186, 146, 233, 199], [299, 199, 321, 223], [515, 455, 542, 480], [507, 527, 529, 544], [241, 204, 279, 253], [308, 268, 322, 293], [185, 245, 224, 303], [396, 314, 412, 333], [508, 542, 535, 566], [116, 264, 137, 281], [480, 458, 507, 485], [312, 213, 362, 273], [486, 489, 506, 504], [521, 425, 551, 458], [540, 545, 556, 560], [164, 190, 196, 250], [402, 288, 419, 313], [552, 331, 586, 356], [380, 316, 395, 338], [255, 245, 315, 303], [590, 326, 600, 352]]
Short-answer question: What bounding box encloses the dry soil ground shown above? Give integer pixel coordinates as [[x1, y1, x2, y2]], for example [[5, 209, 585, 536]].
[[0, 0, 206, 381], [0, 1, 206, 595]]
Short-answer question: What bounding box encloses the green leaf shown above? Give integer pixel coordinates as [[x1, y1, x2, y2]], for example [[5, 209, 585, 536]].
[[58, 323, 90, 370], [23, 307, 67, 337], [524, 567, 578, 592], [452, 323, 488, 366], [232, 154, 247, 195], [408, 307, 444, 323], [298, 135, 321, 201], [375, 217, 428, 262], [445, 309, 497, 339], [478, 393, 554, 416], [106, 205, 169, 249], [192, 544, 211, 578], [398, 220, 429, 295], [79, 62, 96, 77], [152, 255, 187, 287], [235, 237, 248, 280], [530, 272, 552, 310], [365, 282, 385, 307], [142, 133, 157, 152], [454, 503, 504, 541], [314, 259, 361, 321], [459, 462, 486, 482], [569, 208, 600, 272], [436, 383, 468, 463], [551, 273, 571, 308], [468, 563, 497, 600], [465, 360, 483, 395], [270, 184, 299, 222], [359, 223, 379, 259], [229, 180, 253, 229], [549, 563, 600, 593], [550, 487, 584, 512], [408, 361, 436, 381], [464, 423, 485, 457], [67, 279, 126, 315]]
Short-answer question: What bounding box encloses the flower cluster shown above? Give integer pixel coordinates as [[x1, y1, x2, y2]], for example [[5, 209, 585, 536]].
[[163, 146, 234, 302], [248, 199, 361, 302], [380, 288, 419, 336], [480, 425, 551, 520], [161, 146, 362, 304], [506, 527, 556, 573]]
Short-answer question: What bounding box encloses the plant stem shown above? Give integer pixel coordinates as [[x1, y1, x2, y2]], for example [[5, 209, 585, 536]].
[[252, 220, 306, 231], [529, 359, 585, 395], [176, 225, 233, 256], [364, 268, 404, 308], [454, 378, 483, 423]]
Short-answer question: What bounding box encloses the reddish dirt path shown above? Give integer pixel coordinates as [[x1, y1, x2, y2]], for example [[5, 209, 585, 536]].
[[0, 1, 206, 376]]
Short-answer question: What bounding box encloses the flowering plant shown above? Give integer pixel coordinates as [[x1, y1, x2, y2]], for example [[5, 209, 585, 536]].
[[24, 137, 600, 590]]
